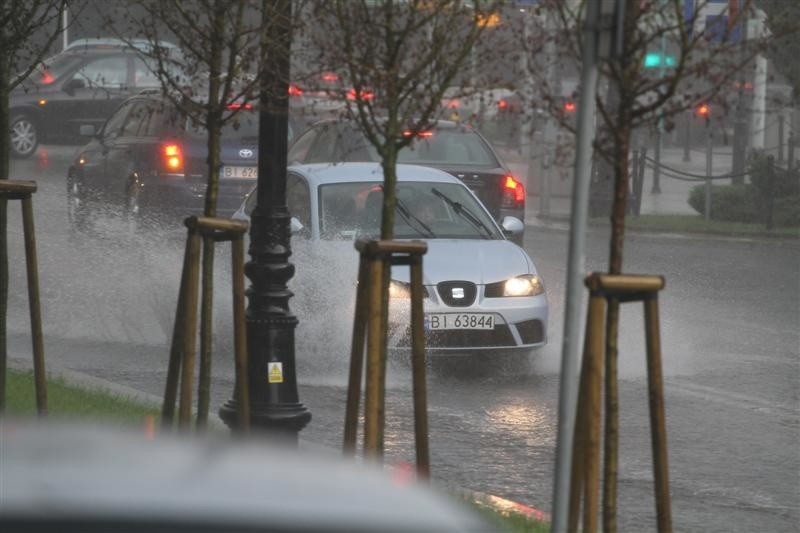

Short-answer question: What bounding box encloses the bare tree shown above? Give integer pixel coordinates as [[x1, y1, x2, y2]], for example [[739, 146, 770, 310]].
[[110, 0, 287, 427], [304, 0, 497, 240], [0, 0, 67, 409], [111, 0, 269, 218], [521, 0, 775, 528]]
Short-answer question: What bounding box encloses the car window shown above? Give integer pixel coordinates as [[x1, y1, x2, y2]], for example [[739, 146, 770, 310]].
[[74, 56, 128, 88], [287, 127, 318, 164], [185, 112, 259, 140], [319, 126, 500, 167], [32, 55, 82, 84], [396, 130, 499, 166], [120, 102, 150, 137], [132, 57, 160, 87], [143, 102, 184, 136], [102, 101, 134, 139], [305, 124, 340, 163]]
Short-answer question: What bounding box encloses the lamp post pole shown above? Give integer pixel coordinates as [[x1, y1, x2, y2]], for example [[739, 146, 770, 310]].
[[219, 0, 311, 441]]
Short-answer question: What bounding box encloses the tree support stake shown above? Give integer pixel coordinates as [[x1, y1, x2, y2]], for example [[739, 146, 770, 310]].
[[0, 180, 46, 415]]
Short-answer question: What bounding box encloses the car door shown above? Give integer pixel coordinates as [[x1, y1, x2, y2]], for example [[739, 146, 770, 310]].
[[54, 55, 131, 140], [103, 100, 152, 202], [81, 99, 133, 195]]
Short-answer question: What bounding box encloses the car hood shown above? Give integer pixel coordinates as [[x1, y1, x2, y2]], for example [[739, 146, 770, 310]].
[[393, 239, 534, 285], [294, 238, 535, 287]]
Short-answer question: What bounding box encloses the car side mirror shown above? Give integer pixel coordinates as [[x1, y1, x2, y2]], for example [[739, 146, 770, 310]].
[[63, 78, 86, 95], [79, 124, 96, 137], [501, 216, 524, 237], [290, 216, 304, 235]]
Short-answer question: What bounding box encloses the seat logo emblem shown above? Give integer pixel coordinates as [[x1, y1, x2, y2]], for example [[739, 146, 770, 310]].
[[239, 148, 254, 158], [452, 287, 465, 299]]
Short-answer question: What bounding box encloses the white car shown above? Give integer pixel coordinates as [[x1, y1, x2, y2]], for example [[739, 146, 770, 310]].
[[234, 162, 548, 359]]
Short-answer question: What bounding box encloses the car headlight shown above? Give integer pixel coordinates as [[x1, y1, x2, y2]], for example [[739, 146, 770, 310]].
[[485, 274, 544, 297], [389, 280, 428, 299]]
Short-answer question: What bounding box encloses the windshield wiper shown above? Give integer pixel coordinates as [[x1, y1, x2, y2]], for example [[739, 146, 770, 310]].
[[396, 196, 436, 238], [431, 187, 492, 239]]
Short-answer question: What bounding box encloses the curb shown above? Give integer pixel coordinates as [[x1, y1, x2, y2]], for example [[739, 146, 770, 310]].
[[525, 215, 800, 246], [459, 488, 551, 524]]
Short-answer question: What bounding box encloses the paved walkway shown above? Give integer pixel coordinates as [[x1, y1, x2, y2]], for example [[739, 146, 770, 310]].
[[497, 146, 735, 222]]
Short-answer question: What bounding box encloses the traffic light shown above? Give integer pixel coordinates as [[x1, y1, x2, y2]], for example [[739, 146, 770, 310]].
[[644, 52, 676, 69], [563, 100, 576, 113], [695, 103, 711, 126]]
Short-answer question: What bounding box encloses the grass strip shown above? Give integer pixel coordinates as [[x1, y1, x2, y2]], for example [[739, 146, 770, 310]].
[[589, 214, 800, 238], [5, 368, 160, 426]]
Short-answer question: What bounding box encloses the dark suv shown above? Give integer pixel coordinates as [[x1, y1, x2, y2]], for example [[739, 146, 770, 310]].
[[66, 93, 284, 228], [9, 39, 175, 158]]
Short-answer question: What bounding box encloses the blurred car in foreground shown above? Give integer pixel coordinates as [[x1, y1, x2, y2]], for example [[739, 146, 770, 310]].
[[235, 162, 547, 360], [9, 38, 180, 158], [66, 93, 300, 229], [287, 118, 526, 244], [0, 420, 490, 532]]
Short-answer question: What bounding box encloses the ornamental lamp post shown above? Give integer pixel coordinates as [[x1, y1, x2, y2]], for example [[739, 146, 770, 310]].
[[219, 0, 311, 442]]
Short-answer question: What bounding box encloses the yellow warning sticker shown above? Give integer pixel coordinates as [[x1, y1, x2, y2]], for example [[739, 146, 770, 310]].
[[268, 362, 284, 384]]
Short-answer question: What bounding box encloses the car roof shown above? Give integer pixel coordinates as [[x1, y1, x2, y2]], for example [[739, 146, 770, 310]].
[[1, 421, 488, 532], [64, 38, 180, 54], [292, 162, 463, 188], [311, 117, 465, 131]]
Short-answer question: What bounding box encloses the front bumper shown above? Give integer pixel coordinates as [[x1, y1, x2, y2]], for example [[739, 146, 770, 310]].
[[387, 290, 548, 355]]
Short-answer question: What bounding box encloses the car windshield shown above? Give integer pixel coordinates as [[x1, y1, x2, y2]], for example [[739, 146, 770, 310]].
[[318, 181, 502, 240], [360, 129, 499, 167]]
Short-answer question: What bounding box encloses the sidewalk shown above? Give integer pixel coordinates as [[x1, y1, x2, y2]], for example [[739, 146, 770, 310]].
[[497, 146, 734, 222]]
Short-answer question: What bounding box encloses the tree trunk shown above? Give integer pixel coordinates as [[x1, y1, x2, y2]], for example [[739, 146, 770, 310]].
[[197, 0, 226, 429], [602, 94, 633, 533]]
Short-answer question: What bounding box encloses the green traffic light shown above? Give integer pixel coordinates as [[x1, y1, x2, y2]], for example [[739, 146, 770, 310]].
[[644, 52, 676, 68]]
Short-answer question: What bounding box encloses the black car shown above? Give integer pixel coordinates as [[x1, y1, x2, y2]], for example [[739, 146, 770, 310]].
[[286, 119, 526, 242], [9, 39, 177, 158], [66, 93, 285, 229]]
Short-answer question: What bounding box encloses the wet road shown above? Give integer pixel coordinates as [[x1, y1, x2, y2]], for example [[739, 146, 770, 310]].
[[7, 146, 800, 532]]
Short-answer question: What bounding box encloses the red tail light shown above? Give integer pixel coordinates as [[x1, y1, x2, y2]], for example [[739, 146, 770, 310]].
[[402, 130, 434, 138], [347, 88, 374, 101], [40, 71, 55, 84], [162, 143, 183, 173], [227, 102, 253, 110], [288, 84, 303, 96], [498, 99, 508, 109], [503, 175, 525, 204]]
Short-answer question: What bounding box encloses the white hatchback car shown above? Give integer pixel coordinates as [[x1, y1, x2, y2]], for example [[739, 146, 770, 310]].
[[234, 162, 548, 359]]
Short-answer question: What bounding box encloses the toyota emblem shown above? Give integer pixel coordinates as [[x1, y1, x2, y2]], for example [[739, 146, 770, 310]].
[[239, 148, 254, 159]]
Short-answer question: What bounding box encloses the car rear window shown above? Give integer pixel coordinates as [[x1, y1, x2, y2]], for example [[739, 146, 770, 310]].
[[186, 111, 260, 140], [360, 129, 499, 167]]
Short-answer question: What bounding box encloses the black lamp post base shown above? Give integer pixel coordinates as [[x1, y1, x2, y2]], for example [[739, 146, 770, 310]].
[[219, 400, 311, 440]]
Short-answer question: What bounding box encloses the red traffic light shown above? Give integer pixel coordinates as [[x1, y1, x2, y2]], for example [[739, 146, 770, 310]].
[[696, 103, 710, 117], [564, 101, 576, 113]]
